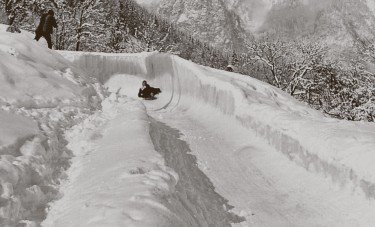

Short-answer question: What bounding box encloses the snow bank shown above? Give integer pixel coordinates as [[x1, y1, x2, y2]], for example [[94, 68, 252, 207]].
[[42, 95, 193, 227], [0, 28, 99, 109], [0, 110, 39, 150], [0, 27, 102, 225], [64, 51, 375, 200]]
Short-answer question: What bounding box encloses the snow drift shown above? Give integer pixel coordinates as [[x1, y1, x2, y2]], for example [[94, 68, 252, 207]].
[[63, 51, 375, 200], [0, 27, 102, 226]]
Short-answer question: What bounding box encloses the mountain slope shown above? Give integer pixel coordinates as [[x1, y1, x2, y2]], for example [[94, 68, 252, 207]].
[[260, 0, 375, 50], [155, 0, 251, 49], [152, 0, 375, 54]]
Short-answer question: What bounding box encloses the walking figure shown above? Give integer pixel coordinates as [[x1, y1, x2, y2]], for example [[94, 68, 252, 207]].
[[35, 10, 57, 49]]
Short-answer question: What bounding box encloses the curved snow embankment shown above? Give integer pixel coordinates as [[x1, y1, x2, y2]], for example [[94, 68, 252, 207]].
[[63, 51, 375, 199]]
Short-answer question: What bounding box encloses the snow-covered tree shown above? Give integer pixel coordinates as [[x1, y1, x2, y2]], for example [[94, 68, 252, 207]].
[[1, 0, 28, 28], [246, 37, 326, 95], [246, 38, 290, 88], [286, 40, 326, 95], [70, 0, 106, 51]]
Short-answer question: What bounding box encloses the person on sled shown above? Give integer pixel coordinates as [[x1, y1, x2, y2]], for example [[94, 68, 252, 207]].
[[138, 80, 161, 99]]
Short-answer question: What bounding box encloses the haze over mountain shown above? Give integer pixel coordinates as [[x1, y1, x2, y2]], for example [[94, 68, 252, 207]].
[[135, 0, 375, 54], [260, 0, 375, 49], [154, 0, 251, 49]]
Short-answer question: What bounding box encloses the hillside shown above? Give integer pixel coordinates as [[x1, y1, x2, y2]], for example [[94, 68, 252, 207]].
[[47, 47, 375, 227], [0, 25, 102, 226], [1, 21, 375, 227], [260, 0, 375, 54], [155, 0, 250, 49], [149, 0, 375, 56]]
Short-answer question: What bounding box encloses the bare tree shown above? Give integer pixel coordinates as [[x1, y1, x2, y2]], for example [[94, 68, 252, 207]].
[[246, 37, 326, 95], [286, 40, 327, 95], [246, 38, 289, 88]]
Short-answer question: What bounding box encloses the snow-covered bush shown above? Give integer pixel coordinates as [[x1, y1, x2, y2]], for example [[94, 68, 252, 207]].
[[244, 37, 375, 122], [293, 60, 375, 121]]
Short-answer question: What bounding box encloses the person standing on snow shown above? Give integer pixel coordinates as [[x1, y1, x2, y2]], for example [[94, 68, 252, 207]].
[[34, 11, 48, 41], [35, 10, 57, 49]]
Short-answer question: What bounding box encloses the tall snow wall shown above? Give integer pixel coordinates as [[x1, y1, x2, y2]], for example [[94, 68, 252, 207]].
[[61, 51, 375, 200]]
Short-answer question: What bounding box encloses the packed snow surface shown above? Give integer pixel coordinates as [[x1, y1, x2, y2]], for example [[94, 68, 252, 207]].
[[0, 26, 101, 226], [45, 51, 375, 226], [63, 51, 375, 198], [2, 25, 375, 226]]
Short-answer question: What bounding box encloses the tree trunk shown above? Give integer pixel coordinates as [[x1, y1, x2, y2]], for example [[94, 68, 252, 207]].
[[76, 38, 80, 51], [4, 0, 13, 25]]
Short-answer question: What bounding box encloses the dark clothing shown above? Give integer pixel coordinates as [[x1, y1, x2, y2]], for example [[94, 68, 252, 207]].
[[34, 13, 47, 40], [43, 15, 57, 34], [138, 84, 161, 98], [34, 31, 42, 41], [35, 32, 52, 49], [35, 14, 47, 34], [44, 33, 52, 49], [35, 13, 57, 49]]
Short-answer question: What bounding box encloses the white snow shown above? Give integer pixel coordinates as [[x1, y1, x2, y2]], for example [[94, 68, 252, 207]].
[[134, 0, 162, 11], [367, 0, 375, 16], [64, 51, 375, 197], [0, 26, 97, 109], [42, 96, 186, 226], [55, 51, 375, 226], [177, 14, 189, 23], [0, 26, 101, 226], [2, 24, 375, 226], [0, 110, 39, 149]]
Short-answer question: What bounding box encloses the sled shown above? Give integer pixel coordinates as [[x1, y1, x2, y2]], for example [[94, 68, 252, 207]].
[[143, 96, 157, 100]]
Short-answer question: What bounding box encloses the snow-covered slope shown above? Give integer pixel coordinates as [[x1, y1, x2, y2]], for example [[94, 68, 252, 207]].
[[42, 96, 196, 226], [0, 26, 102, 226], [260, 0, 375, 53], [155, 0, 375, 57], [40, 50, 375, 226], [65, 51, 375, 201], [4, 23, 375, 226], [0, 25, 98, 108], [155, 0, 250, 48]]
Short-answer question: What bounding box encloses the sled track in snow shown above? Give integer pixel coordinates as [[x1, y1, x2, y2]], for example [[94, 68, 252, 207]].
[[149, 118, 245, 227], [150, 60, 181, 111], [62, 50, 375, 201]]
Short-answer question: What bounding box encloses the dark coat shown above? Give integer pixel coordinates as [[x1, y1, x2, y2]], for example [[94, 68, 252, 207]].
[[36, 13, 48, 34], [43, 15, 57, 34], [138, 84, 161, 98]]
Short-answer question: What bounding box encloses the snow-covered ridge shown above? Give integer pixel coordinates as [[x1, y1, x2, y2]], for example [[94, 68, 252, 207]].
[[63, 51, 375, 200], [0, 28, 103, 226], [0, 26, 99, 109]]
